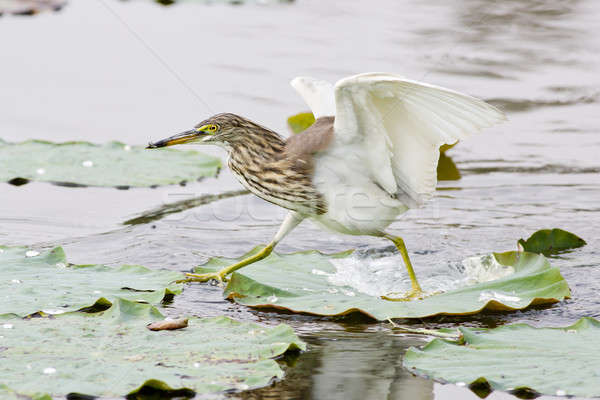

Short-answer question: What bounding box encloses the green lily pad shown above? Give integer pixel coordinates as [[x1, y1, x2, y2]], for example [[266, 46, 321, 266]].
[[0, 139, 220, 187], [0, 298, 305, 398], [518, 228, 586, 255], [0, 246, 183, 316], [194, 249, 570, 320], [287, 112, 316, 134], [439, 142, 457, 153], [403, 317, 600, 398], [0, 385, 51, 400], [437, 152, 461, 181]]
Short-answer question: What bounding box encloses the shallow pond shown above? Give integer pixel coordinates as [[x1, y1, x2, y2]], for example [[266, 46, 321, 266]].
[[1, 0, 599, 399]]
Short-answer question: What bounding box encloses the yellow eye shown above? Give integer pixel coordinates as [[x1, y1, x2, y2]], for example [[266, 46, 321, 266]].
[[208, 125, 217, 132]]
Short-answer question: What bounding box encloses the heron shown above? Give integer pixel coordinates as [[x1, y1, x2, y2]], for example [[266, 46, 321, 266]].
[[147, 73, 505, 300]]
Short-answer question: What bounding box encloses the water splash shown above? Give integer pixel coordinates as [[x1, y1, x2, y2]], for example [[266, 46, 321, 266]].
[[327, 252, 515, 297], [478, 291, 521, 303]]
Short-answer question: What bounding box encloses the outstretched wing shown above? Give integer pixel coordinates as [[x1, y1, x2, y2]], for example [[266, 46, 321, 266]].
[[332, 73, 505, 207], [291, 73, 506, 208], [290, 77, 336, 118]]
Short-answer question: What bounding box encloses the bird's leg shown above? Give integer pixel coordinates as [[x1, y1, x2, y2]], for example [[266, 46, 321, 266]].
[[182, 244, 275, 283], [180, 212, 304, 284], [380, 233, 424, 301]]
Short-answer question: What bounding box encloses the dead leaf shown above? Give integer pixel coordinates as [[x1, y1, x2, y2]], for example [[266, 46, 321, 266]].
[[147, 318, 188, 331]]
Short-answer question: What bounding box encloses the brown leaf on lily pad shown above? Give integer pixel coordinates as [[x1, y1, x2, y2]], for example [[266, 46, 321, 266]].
[[147, 318, 189, 331]]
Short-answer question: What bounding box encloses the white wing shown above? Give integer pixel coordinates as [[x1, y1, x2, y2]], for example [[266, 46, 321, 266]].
[[331, 72, 506, 207], [290, 77, 336, 118]]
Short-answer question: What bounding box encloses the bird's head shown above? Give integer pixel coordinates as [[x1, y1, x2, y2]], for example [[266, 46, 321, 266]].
[[146, 113, 253, 150]]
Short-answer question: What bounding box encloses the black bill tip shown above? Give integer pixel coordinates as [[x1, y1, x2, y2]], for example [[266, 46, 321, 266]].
[[146, 141, 163, 149]]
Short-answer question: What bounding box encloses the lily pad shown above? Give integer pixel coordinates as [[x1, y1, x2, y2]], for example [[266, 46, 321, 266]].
[[518, 228, 586, 255], [0, 298, 305, 398], [0, 246, 183, 316], [194, 249, 570, 320], [287, 112, 316, 134], [0, 139, 220, 187], [403, 317, 600, 398], [437, 152, 461, 181], [0, 0, 65, 16]]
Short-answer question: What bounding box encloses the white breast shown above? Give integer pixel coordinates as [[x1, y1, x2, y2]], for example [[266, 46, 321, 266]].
[[310, 145, 408, 236]]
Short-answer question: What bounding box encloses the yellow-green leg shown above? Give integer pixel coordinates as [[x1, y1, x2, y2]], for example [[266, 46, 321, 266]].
[[380, 233, 424, 301], [179, 243, 274, 283], [178, 212, 303, 284]]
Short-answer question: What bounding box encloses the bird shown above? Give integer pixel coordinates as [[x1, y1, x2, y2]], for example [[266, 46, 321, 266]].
[[147, 73, 505, 300]]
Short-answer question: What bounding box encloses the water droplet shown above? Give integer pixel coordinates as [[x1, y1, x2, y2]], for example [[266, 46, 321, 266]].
[[124, 354, 144, 361], [193, 362, 201, 368], [556, 390, 566, 396], [341, 289, 356, 297], [456, 382, 466, 387], [42, 309, 66, 315], [43, 367, 56, 375], [312, 269, 328, 276], [55, 262, 66, 268], [267, 295, 278, 303], [36, 168, 45, 175], [93, 290, 101, 294], [82, 160, 94, 167], [11, 279, 22, 284], [124, 145, 131, 151], [25, 250, 39, 257], [26, 364, 32, 370], [3, 323, 14, 329], [478, 290, 521, 303], [327, 288, 338, 294], [0, 248, 3, 253]]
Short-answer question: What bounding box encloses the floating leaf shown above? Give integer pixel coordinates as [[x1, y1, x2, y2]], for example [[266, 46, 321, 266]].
[[0, 0, 65, 16], [437, 152, 461, 181], [194, 249, 570, 320], [0, 298, 305, 398], [518, 228, 586, 255], [287, 112, 316, 134], [0, 385, 51, 400], [403, 318, 600, 398], [439, 142, 457, 153], [0, 246, 183, 316], [0, 139, 220, 187]]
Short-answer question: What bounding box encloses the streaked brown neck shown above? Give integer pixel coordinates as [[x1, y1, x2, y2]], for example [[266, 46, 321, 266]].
[[228, 125, 285, 162]]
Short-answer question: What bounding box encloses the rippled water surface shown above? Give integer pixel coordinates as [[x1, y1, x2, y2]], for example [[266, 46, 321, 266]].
[[1, 0, 599, 399]]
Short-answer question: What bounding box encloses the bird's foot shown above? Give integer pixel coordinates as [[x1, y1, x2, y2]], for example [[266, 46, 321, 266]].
[[381, 287, 426, 302], [176, 271, 227, 284]]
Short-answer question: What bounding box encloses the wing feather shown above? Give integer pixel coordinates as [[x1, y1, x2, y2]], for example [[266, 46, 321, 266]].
[[332, 73, 506, 207], [290, 77, 336, 118]]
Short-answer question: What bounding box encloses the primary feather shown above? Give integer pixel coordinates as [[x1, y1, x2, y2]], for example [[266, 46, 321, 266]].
[[293, 72, 505, 206], [291, 72, 505, 234]]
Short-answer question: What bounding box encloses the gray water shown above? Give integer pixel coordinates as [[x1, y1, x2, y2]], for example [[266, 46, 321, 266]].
[[1, 1, 599, 399]]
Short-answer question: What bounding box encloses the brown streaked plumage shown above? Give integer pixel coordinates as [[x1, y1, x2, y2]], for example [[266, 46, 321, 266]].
[[196, 113, 332, 215]]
